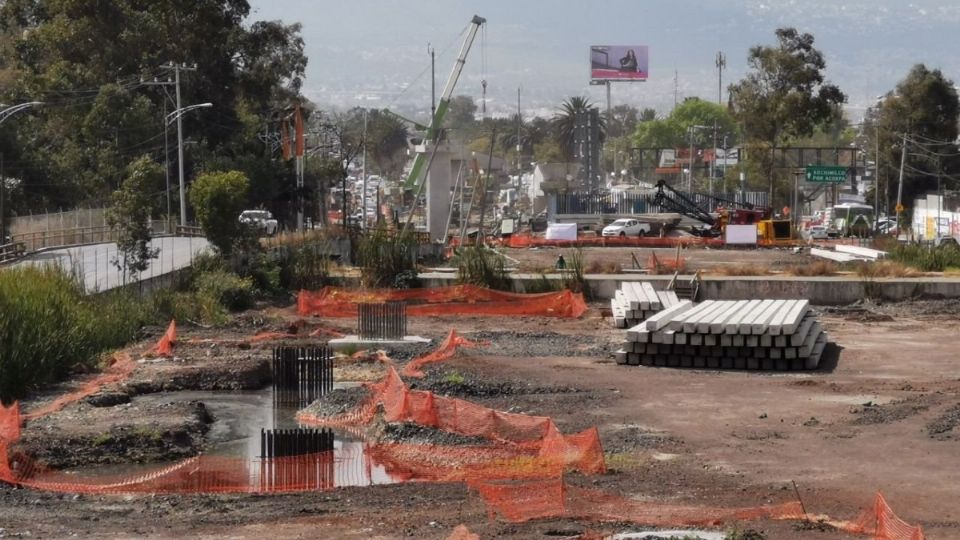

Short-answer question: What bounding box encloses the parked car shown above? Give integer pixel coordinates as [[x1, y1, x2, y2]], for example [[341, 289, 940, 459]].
[[238, 210, 279, 236], [602, 218, 651, 237], [806, 225, 829, 240]]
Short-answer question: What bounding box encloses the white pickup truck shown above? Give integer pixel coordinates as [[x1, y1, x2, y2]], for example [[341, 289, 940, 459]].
[[238, 210, 279, 236]]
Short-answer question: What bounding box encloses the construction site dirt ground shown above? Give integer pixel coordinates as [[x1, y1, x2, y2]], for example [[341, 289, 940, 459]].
[[2, 301, 959, 539]]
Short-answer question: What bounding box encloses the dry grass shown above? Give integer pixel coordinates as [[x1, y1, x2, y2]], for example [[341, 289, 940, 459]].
[[853, 260, 923, 278], [786, 260, 838, 276], [585, 260, 623, 274], [260, 229, 338, 250], [711, 263, 772, 276]]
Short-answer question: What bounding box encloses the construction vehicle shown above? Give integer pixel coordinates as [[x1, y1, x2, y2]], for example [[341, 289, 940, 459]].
[[649, 180, 792, 241], [403, 15, 486, 190]]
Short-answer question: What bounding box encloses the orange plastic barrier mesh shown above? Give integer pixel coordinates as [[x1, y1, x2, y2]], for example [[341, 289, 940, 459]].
[[836, 492, 925, 540], [0, 402, 19, 484], [297, 285, 588, 319], [22, 353, 135, 422], [151, 319, 177, 357], [402, 329, 483, 378], [475, 476, 806, 527]]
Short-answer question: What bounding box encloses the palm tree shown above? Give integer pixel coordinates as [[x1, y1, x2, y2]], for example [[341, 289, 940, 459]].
[[553, 96, 606, 161]]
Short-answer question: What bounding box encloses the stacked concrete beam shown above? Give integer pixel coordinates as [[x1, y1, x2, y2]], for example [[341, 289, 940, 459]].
[[610, 281, 681, 328], [614, 299, 827, 370]]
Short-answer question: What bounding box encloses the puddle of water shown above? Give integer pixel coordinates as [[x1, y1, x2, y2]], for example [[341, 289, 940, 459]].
[[60, 386, 399, 489]]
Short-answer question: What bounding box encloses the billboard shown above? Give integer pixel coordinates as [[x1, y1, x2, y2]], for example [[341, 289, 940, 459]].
[[591, 45, 648, 81]]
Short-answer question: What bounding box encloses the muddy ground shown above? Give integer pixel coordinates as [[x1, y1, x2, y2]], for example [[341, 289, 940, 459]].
[[1, 300, 959, 539]]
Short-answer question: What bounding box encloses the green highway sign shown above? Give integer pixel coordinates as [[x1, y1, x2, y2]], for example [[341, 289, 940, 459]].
[[805, 165, 848, 184]]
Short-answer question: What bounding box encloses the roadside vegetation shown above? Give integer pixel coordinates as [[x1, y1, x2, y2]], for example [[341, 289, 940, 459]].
[[0, 266, 149, 404], [453, 245, 510, 291]]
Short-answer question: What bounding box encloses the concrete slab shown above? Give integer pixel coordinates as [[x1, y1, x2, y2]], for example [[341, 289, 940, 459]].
[[328, 335, 431, 350]]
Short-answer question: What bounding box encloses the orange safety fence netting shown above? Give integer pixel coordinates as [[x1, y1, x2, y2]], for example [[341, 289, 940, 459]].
[[835, 492, 925, 540], [298, 366, 606, 475], [22, 352, 135, 422], [474, 476, 807, 527], [402, 329, 483, 378], [297, 285, 588, 319], [151, 319, 177, 357]]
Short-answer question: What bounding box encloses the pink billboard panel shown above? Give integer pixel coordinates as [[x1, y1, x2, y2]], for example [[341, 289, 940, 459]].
[[591, 45, 649, 81]]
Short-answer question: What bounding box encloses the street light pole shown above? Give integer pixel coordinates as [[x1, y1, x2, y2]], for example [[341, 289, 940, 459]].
[[166, 102, 212, 229]]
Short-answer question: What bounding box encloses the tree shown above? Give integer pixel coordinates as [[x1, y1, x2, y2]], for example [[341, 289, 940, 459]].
[[553, 96, 605, 161], [0, 0, 306, 211], [632, 97, 736, 149], [443, 95, 479, 140], [607, 104, 640, 138], [364, 109, 410, 180], [190, 170, 250, 254], [866, 65, 960, 217], [106, 156, 163, 279], [728, 28, 846, 202]]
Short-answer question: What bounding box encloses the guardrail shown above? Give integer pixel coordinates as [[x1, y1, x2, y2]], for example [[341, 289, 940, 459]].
[[11, 225, 118, 252], [0, 241, 26, 263], [175, 225, 204, 237]]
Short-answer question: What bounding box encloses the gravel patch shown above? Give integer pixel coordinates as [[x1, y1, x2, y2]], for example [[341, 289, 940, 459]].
[[408, 368, 581, 398], [299, 386, 369, 418], [850, 395, 934, 425], [380, 422, 490, 446], [464, 330, 614, 358], [927, 403, 960, 440]]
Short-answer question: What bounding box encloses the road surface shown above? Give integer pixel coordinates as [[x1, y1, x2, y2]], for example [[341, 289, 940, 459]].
[[14, 236, 211, 293]]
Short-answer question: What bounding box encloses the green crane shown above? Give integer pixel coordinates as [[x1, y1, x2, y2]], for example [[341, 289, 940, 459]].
[[403, 15, 486, 189]]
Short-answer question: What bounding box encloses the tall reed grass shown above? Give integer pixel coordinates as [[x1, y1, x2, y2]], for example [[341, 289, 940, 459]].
[[0, 265, 149, 403]]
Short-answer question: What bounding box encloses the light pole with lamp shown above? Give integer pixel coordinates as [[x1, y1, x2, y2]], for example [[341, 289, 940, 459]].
[[166, 102, 212, 228], [0, 101, 43, 243]]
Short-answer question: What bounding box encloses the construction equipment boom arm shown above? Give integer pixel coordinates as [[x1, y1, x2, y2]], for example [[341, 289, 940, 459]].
[[403, 15, 486, 189], [649, 180, 716, 227]]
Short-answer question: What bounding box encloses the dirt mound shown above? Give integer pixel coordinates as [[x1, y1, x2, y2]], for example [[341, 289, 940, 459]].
[[15, 400, 213, 468], [927, 403, 960, 440], [380, 422, 490, 446], [299, 386, 369, 418], [850, 395, 936, 425]]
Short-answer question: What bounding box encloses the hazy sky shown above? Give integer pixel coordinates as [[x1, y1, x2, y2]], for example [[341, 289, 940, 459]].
[[248, 1, 960, 119]]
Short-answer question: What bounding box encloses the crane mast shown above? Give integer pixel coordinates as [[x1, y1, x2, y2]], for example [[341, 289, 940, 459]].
[[403, 15, 486, 189]]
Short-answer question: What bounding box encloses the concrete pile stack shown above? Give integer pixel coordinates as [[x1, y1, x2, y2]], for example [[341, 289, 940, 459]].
[[610, 281, 681, 329], [615, 299, 828, 370]]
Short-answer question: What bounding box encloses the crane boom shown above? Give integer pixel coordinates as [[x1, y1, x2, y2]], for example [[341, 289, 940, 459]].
[[403, 15, 486, 189]]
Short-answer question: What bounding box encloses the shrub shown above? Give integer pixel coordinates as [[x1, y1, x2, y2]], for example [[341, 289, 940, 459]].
[[356, 224, 420, 289], [889, 243, 960, 272], [194, 270, 255, 312], [713, 263, 772, 276], [786, 260, 837, 276], [0, 266, 148, 404], [454, 245, 511, 290], [189, 170, 250, 255]]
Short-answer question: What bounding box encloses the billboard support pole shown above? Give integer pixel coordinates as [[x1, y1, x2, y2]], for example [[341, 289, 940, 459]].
[[606, 80, 612, 180]]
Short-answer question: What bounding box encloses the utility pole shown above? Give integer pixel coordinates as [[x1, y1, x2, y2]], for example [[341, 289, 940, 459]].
[[715, 51, 726, 105], [161, 62, 198, 227], [429, 44, 436, 119], [896, 132, 907, 231], [874, 122, 880, 231], [141, 75, 176, 232], [516, 86, 522, 187], [361, 108, 368, 230], [673, 69, 678, 110]]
